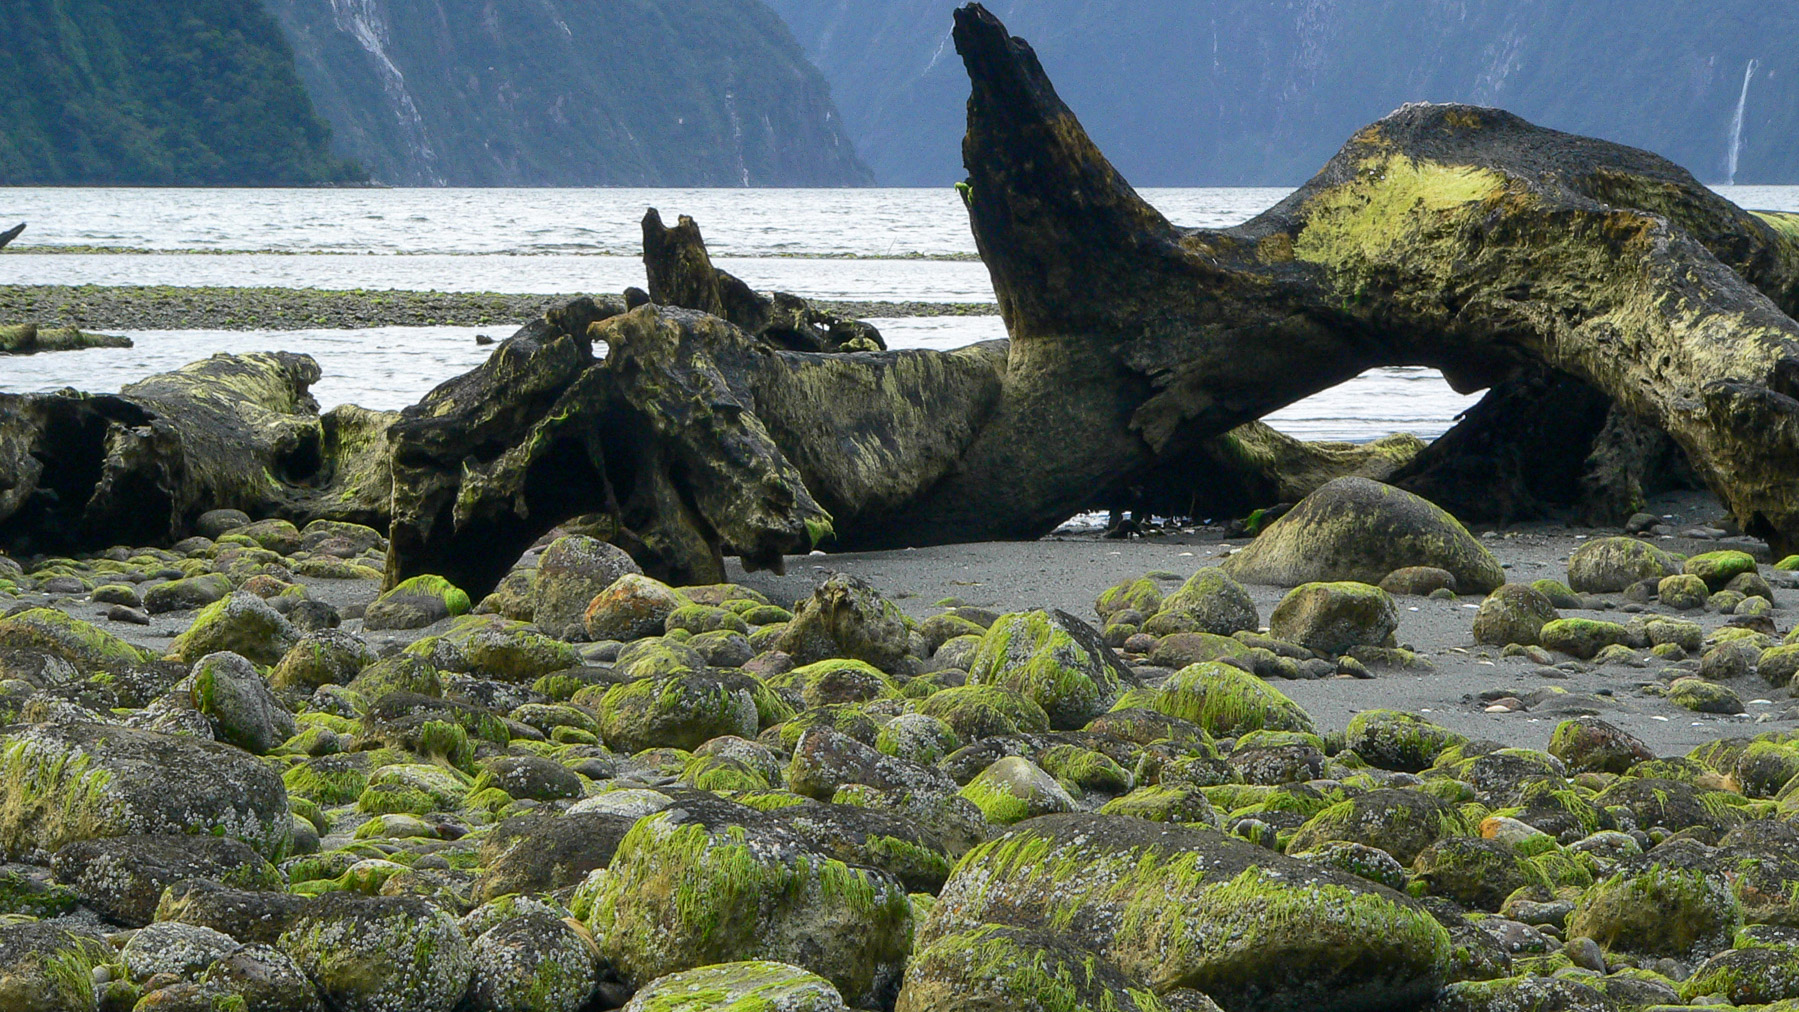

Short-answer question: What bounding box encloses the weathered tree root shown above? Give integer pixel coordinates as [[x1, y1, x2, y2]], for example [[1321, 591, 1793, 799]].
[[0, 352, 392, 552]]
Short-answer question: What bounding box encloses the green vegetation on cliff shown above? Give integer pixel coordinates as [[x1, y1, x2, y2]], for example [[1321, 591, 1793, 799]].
[[0, 0, 362, 185]]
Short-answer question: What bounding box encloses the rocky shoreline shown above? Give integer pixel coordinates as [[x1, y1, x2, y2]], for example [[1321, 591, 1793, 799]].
[[3, 478, 1799, 1010], [0, 284, 997, 332]]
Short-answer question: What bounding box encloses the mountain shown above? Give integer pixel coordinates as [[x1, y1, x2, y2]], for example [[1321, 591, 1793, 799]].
[[768, 0, 1799, 187], [266, 0, 872, 187], [0, 0, 361, 185]]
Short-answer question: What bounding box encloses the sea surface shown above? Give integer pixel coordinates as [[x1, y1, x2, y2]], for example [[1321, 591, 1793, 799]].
[[4, 185, 1797, 441]]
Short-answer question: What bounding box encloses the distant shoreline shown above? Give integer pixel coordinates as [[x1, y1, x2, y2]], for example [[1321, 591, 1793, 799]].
[[0, 285, 998, 331]]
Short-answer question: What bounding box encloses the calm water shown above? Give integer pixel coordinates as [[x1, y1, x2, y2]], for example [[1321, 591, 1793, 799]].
[[4, 185, 1796, 440]]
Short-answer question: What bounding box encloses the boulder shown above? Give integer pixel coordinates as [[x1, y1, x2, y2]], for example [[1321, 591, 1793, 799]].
[[0, 921, 117, 1012], [586, 799, 913, 1007], [1684, 550, 1759, 591], [156, 878, 314, 946], [1154, 568, 1259, 635], [185, 651, 296, 754], [51, 833, 281, 926], [920, 814, 1450, 1012], [958, 756, 1075, 825], [0, 607, 148, 676], [1344, 710, 1467, 773], [1546, 718, 1654, 775], [531, 535, 643, 639], [1471, 585, 1560, 647], [468, 913, 600, 1012], [1116, 662, 1315, 738], [776, 574, 912, 672], [1287, 789, 1473, 865], [898, 924, 1198, 1012], [1267, 582, 1399, 655], [595, 672, 760, 753], [0, 721, 291, 860], [1565, 538, 1680, 594], [198, 943, 325, 1012], [168, 592, 298, 666], [966, 609, 1137, 729], [278, 893, 475, 1012], [1223, 478, 1503, 594], [1568, 860, 1739, 960], [582, 574, 688, 642], [143, 573, 234, 614], [625, 961, 849, 1012], [363, 574, 472, 631], [270, 629, 378, 690]]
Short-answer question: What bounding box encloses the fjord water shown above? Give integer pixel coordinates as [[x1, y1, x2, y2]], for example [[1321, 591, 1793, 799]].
[[6, 185, 1798, 439]]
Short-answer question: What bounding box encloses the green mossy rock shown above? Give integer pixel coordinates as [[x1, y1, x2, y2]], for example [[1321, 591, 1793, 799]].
[[768, 659, 901, 709], [1471, 585, 1560, 647], [1684, 550, 1759, 591], [587, 800, 914, 1008], [168, 592, 297, 666], [1287, 788, 1473, 865], [597, 672, 760, 753], [468, 912, 601, 1012], [583, 574, 689, 642], [913, 685, 1052, 741], [1378, 566, 1457, 596], [0, 869, 77, 919], [1155, 567, 1259, 636], [1547, 717, 1652, 775], [1657, 573, 1710, 610], [278, 892, 474, 1012], [1538, 619, 1629, 660], [1760, 644, 1799, 688], [920, 813, 1451, 1012], [346, 654, 444, 703], [1222, 478, 1503, 594], [1268, 582, 1398, 656], [1098, 784, 1222, 828], [1681, 945, 1799, 1004], [1668, 677, 1745, 714], [142, 572, 233, 614], [0, 721, 292, 861], [623, 960, 850, 1012], [1433, 976, 1615, 1012], [0, 921, 114, 1012], [875, 713, 962, 766], [186, 650, 297, 754], [1568, 861, 1740, 960], [897, 924, 1193, 1012], [966, 609, 1137, 730], [1096, 576, 1163, 622], [959, 756, 1075, 825], [775, 574, 912, 673], [0, 607, 148, 675], [1117, 661, 1316, 738], [531, 534, 642, 639], [269, 629, 378, 690], [48, 833, 280, 928], [1409, 836, 1544, 911], [1345, 710, 1467, 773], [1566, 538, 1680, 594], [362, 574, 472, 631], [198, 943, 324, 1012]]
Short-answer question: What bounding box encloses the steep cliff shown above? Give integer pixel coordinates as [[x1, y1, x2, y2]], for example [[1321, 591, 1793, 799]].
[[0, 0, 361, 185], [267, 0, 872, 187], [770, 0, 1799, 186]]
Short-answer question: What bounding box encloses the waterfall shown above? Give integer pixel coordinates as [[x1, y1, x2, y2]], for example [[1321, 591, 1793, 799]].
[[1726, 57, 1759, 185]]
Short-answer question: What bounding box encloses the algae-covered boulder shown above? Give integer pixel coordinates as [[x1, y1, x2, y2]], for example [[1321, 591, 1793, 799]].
[[270, 629, 378, 690], [0, 721, 291, 860], [1681, 946, 1799, 1005], [186, 651, 297, 754], [0, 607, 148, 675], [1565, 538, 1680, 593], [583, 574, 688, 642], [51, 832, 281, 927], [0, 921, 115, 1012], [531, 534, 643, 639], [596, 671, 760, 753], [1408, 837, 1540, 912], [1119, 661, 1316, 738], [966, 609, 1137, 729], [1568, 861, 1740, 960], [278, 893, 474, 1012], [959, 756, 1075, 825], [586, 799, 914, 1007], [363, 574, 472, 631], [1684, 550, 1759, 591], [776, 574, 912, 672], [1546, 717, 1653, 775], [1433, 977, 1615, 1012], [143, 572, 233, 614], [468, 913, 600, 1012], [1344, 710, 1467, 773], [169, 592, 298, 665], [1267, 582, 1398, 655], [914, 684, 1052, 741], [1538, 619, 1629, 660], [1668, 677, 1745, 714], [1222, 478, 1503, 594], [1155, 568, 1259, 635], [1471, 585, 1560, 647], [1095, 576, 1163, 621], [921, 814, 1450, 1012], [156, 877, 314, 946], [199, 943, 325, 1012], [1287, 788, 1472, 865], [119, 919, 239, 982], [897, 924, 1199, 1012], [625, 961, 850, 1012], [474, 811, 638, 903]]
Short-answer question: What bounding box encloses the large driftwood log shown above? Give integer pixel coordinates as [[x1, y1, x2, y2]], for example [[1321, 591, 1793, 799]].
[[380, 3, 1799, 591], [0, 353, 393, 552]]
